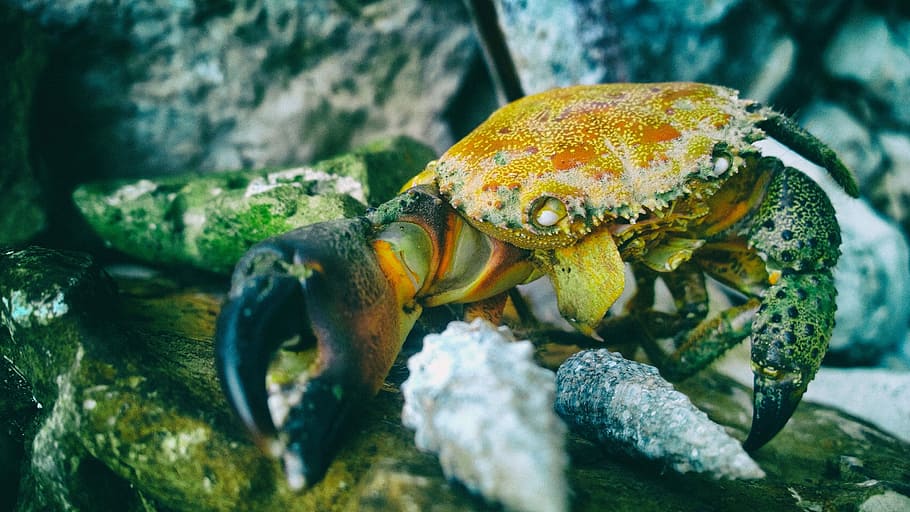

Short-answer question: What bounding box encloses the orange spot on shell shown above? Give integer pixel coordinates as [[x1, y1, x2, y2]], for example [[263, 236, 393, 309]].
[[659, 87, 700, 103], [550, 146, 597, 171], [641, 123, 681, 144]]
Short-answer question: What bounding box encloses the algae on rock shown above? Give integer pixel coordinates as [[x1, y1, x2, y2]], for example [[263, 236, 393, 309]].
[[0, 246, 452, 511], [1, 246, 910, 511], [73, 137, 436, 274]]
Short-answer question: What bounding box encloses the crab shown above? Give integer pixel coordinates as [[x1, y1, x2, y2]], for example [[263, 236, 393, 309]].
[[215, 82, 858, 488]]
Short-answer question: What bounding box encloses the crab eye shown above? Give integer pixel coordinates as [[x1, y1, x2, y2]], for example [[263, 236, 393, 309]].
[[711, 143, 733, 177], [712, 156, 730, 176], [530, 196, 567, 228]]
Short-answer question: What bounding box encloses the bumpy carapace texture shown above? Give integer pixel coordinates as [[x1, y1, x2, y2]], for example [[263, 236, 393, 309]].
[[429, 82, 768, 249]]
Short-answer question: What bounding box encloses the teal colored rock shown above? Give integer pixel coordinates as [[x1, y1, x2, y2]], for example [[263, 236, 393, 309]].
[[0, 4, 47, 245], [73, 137, 436, 274]]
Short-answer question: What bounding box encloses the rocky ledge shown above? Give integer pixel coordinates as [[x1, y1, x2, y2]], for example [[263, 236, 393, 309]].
[[1, 248, 908, 511]]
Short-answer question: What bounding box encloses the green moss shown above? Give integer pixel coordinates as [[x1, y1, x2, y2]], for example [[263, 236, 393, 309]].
[[350, 136, 438, 204], [198, 190, 365, 273], [73, 137, 435, 274]]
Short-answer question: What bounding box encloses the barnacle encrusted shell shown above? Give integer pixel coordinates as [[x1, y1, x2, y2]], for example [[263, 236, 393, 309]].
[[401, 319, 569, 512], [433, 82, 765, 249], [555, 349, 765, 480]]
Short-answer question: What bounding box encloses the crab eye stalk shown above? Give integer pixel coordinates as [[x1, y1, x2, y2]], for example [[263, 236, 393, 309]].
[[530, 196, 568, 228], [711, 143, 734, 177]]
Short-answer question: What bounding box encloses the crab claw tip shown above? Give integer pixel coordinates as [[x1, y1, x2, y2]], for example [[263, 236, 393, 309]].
[[743, 372, 804, 452], [276, 375, 355, 489], [215, 272, 308, 444]]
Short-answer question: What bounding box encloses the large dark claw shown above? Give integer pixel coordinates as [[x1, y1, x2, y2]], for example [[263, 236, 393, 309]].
[[743, 372, 804, 452], [216, 269, 306, 443], [215, 218, 418, 489]]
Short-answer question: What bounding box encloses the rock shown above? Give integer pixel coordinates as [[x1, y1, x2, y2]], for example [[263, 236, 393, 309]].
[[826, 197, 910, 365], [401, 320, 569, 512], [859, 491, 910, 512], [740, 35, 795, 103], [871, 132, 910, 239], [772, 0, 851, 29], [0, 4, 47, 245], [495, 0, 736, 84], [489, 0, 610, 94], [804, 367, 910, 443], [13, 0, 473, 179], [73, 137, 436, 274], [2, 246, 910, 510], [824, 9, 910, 125], [350, 458, 479, 512], [0, 339, 41, 512], [488, 0, 807, 103]]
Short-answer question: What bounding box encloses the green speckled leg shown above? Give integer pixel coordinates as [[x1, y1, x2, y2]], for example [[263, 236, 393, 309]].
[[654, 242, 768, 380], [611, 264, 709, 337], [597, 261, 743, 374], [742, 163, 840, 450], [660, 299, 760, 382]]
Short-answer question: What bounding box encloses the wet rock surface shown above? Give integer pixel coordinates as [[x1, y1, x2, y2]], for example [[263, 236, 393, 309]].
[[72, 137, 435, 274], [2, 246, 909, 511]]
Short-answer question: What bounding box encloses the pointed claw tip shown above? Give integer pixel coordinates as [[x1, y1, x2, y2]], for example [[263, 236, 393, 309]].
[[569, 318, 603, 341], [215, 270, 310, 453], [742, 424, 778, 452], [744, 373, 805, 452], [274, 376, 356, 489]]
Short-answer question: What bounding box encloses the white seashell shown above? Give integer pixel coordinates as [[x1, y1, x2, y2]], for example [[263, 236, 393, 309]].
[[401, 319, 569, 512], [555, 349, 765, 480]]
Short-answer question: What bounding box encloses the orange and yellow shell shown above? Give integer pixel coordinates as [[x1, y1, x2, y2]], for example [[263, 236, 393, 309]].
[[430, 82, 767, 250]]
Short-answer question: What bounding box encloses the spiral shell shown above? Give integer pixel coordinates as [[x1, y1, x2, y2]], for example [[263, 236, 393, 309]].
[[555, 349, 765, 479], [401, 319, 569, 512]]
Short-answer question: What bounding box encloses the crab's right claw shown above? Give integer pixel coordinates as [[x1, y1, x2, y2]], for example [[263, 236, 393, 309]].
[[215, 219, 420, 489]]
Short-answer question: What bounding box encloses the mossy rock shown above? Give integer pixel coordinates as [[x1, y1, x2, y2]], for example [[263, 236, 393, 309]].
[[73, 136, 436, 274], [1, 246, 909, 511]]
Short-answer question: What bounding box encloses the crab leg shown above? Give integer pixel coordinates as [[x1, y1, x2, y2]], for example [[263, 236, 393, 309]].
[[215, 186, 533, 488], [613, 158, 840, 451]]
